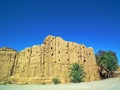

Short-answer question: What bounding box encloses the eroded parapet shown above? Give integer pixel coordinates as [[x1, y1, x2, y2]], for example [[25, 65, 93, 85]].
[[0, 35, 100, 84]]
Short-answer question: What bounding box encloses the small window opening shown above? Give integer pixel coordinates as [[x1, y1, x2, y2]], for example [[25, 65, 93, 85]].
[[51, 53, 53, 56], [58, 51, 60, 54], [84, 60, 86, 63], [67, 59, 69, 61]]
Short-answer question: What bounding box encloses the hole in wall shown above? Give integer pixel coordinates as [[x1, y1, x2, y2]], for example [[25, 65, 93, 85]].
[[51, 53, 53, 56], [58, 51, 60, 54], [89, 53, 91, 55], [84, 60, 86, 63], [67, 59, 69, 61]]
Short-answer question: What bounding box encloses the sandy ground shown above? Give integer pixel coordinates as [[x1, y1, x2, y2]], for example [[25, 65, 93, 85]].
[[0, 77, 120, 90]]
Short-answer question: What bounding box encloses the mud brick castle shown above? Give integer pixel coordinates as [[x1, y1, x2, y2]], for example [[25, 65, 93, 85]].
[[0, 35, 100, 84]]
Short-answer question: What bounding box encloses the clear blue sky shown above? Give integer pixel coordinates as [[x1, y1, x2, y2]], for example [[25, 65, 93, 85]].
[[0, 0, 120, 64]]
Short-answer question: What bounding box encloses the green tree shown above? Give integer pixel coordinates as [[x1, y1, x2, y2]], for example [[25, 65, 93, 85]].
[[96, 50, 119, 79], [69, 63, 85, 83]]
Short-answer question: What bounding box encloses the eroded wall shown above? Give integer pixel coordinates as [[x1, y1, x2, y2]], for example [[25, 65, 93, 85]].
[[0, 35, 100, 84], [0, 47, 17, 81]]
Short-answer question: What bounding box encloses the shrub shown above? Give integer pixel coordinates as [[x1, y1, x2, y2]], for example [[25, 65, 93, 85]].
[[69, 63, 85, 83], [0, 81, 12, 85], [52, 78, 61, 84]]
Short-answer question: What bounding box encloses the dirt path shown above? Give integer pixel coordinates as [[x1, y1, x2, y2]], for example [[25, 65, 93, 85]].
[[0, 77, 120, 90]]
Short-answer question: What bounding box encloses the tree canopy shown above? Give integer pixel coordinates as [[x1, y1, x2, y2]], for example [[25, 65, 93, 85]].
[[96, 50, 119, 78]]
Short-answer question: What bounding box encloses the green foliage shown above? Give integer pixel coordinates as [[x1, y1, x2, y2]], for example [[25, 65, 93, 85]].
[[0, 82, 7, 85], [0, 81, 12, 85], [96, 50, 119, 78], [69, 63, 85, 83], [52, 78, 61, 84]]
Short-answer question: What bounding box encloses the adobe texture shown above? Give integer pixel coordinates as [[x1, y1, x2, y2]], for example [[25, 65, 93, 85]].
[[0, 35, 100, 84], [0, 47, 17, 82]]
